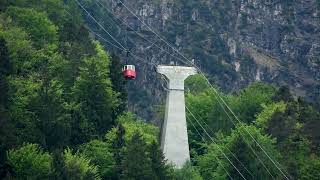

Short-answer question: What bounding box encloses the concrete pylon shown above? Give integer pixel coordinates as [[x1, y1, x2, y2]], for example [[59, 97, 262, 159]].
[[157, 65, 197, 168]]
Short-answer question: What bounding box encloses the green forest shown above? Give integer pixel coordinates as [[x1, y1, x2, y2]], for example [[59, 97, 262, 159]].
[[0, 0, 320, 179]]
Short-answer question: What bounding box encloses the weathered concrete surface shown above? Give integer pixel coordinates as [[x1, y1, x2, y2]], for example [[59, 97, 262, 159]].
[[157, 65, 197, 168]]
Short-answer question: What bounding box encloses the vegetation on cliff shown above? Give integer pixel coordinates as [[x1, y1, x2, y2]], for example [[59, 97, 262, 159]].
[[0, 0, 319, 179]]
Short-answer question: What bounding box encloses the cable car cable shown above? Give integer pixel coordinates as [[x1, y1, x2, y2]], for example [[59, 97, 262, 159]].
[[75, 1, 289, 178], [94, 0, 188, 65], [117, 0, 191, 65], [114, 2, 290, 178], [75, 0, 127, 50], [186, 116, 234, 180], [127, 51, 253, 179], [200, 74, 288, 179], [87, 26, 126, 51], [87, 25, 261, 179], [96, 0, 306, 89], [132, 52, 258, 179], [89, 23, 255, 179], [186, 106, 247, 180], [186, 104, 256, 179], [186, 93, 276, 179]]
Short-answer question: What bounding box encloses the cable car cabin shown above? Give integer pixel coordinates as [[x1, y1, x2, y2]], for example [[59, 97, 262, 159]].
[[122, 65, 136, 80]]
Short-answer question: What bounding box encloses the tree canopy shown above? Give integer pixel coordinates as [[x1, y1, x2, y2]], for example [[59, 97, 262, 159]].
[[1, 0, 320, 179]]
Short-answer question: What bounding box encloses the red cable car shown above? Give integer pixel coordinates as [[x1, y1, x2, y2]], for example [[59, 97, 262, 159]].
[[122, 65, 136, 80]]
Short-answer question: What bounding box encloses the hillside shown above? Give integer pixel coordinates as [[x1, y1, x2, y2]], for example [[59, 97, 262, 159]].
[[0, 0, 320, 179], [84, 0, 320, 120]]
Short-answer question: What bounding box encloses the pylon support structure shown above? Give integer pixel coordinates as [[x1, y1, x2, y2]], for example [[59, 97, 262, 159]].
[[157, 65, 197, 168]]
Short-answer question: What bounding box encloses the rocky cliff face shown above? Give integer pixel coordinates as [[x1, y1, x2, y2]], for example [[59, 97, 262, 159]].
[[91, 0, 320, 120]]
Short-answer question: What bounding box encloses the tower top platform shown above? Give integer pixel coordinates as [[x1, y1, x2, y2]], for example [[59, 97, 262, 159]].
[[157, 65, 197, 90]]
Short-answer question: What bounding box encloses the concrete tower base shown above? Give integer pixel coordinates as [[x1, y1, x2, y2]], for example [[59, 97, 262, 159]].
[[157, 65, 197, 168]]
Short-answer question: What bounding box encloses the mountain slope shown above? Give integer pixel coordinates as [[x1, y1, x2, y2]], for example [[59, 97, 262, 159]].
[[86, 0, 320, 120]]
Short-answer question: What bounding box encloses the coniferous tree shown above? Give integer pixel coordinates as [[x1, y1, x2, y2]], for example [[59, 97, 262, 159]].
[[112, 124, 126, 180], [149, 141, 172, 180], [0, 37, 15, 177], [110, 53, 127, 118], [121, 132, 153, 180], [0, 37, 12, 107], [62, 148, 100, 180], [71, 42, 115, 144], [79, 140, 114, 179], [52, 150, 66, 179]]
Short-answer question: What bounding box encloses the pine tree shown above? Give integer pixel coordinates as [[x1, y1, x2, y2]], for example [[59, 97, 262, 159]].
[[110, 53, 127, 118], [149, 141, 172, 180], [71, 42, 115, 144], [112, 124, 126, 180], [121, 132, 153, 180], [0, 37, 12, 108], [0, 37, 15, 178]]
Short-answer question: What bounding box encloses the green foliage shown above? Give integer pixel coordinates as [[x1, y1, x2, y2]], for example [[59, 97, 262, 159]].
[[173, 162, 202, 180], [106, 112, 159, 144], [7, 143, 54, 179], [281, 134, 311, 178], [63, 148, 101, 180], [111, 123, 126, 179], [121, 132, 154, 180], [5, 7, 58, 47], [255, 102, 287, 129], [1, 0, 320, 179], [0, 0, 128, 178], [272, 86, 294, 103], [232, 82, 277, 124], [0, 26, 36, 74], [185, 74, 210, 94], [0, 107, 16, 171], [8, 71, 71, 150], [71, 41, 116, 144], [187, 85, 320, 179], [10, 0, 66, 26], [149, 141, 173, 180], [0, 38, 12, 146], [79, 140, 114, 179], [0, 37, 12, 77], [186, 90, 216, 127], [8, 77, 42, 144], [110, 53, 127, 117], [299, 155, 320, 180], [186, 82, 277, 137], [198, 125, 283, 180], [257, 93, 320, 177]]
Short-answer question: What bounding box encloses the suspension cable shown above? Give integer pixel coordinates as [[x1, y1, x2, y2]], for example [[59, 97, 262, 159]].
[[117, 0, 192, 64], [75, 1, 289, 178], [94, 0, 188, 65], [83, 9, 277, 179], [115, 2, 290, 178], [191, 90, 277, 179], [75, 0, 127, 50], [186, 116, 233, 180], [186, 106, 247, 180], [87, 26, 126, 51], [186, 104, 255, 179]]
